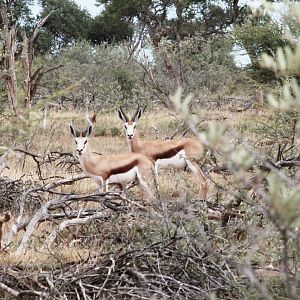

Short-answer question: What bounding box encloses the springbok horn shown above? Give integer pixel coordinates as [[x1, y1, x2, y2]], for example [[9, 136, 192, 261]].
[[70, 121, 81, 137], [132, 105, 141, 121], [119, 107, 129, 122]]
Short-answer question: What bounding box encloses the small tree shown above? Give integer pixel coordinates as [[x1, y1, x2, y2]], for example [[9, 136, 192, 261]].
[[0, 0, 18, 114], [234, 11, 288, 81], [21, 11, 52, 109], [37, 0, 92, 53]]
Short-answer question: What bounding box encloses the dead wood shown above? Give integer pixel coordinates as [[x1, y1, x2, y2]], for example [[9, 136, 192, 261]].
[[12, 148, 80, 180], [15, 190, 126, 255], [0, 237, 241, 299], [0, 151, 8, 175], [2, 174, 91, 250], [42, 211, 109, 250]]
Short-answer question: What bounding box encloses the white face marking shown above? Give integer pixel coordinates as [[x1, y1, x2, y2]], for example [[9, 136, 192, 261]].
[[74, 137, 88, 156], [124, 122, 137, 140]]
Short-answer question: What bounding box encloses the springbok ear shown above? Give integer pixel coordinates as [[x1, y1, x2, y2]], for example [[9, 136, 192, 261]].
[[132, 105, 144, 122], [117, 107, 129, 122], [83, 124, 93, 137], [69, 124, 77, 137], [88, 124, 93, 136]]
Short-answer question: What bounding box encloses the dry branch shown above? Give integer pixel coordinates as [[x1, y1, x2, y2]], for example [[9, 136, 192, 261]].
[[12, 148, 79, 180], [42, 211, 109, 250], [0, 281, 19, 297], [2, 173, 89, 249], [0, 152, 8, 175], [15, 191, 123, 255], [1, 236, 241, 299]]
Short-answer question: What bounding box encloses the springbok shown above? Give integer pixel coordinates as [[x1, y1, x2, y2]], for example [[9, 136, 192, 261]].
[[69, 123, 155, 198], [117, 106, 208, 199]]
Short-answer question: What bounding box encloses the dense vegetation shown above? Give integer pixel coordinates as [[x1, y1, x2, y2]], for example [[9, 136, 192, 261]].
[[0, 0, 300, 299]]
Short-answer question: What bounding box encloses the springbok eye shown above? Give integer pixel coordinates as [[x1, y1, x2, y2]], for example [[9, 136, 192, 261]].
[[75, 140, 77, 144], [84, 140, 87, 145]]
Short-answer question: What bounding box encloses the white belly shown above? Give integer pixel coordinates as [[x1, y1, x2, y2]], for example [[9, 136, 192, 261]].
[[156, 150, 187, 169], [108, 166, 138, 184]]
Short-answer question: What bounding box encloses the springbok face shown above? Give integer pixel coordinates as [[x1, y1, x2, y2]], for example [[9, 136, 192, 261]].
[[118, 106, 143, 140], [123, 121, 137, 140], [69, 124, 92, 156]]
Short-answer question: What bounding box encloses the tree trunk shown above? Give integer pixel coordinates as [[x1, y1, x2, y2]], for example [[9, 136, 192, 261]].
[[21, 29, 32, 109], [0, 2, 18, 115], [21, 12, 52, 109]]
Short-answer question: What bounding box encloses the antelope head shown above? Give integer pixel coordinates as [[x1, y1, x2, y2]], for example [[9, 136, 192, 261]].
[[69, 123, 93, 156], [118, 106, 144, 140]]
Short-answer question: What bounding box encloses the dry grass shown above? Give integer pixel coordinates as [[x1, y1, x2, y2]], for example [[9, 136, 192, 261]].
[[1, 106, 297, 300], [0, 107, 272, 265]]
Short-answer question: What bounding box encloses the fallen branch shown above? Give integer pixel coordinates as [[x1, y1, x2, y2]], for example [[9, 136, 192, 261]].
[[0, 281, 19, 297], [42, 211, 109, 250], [43, 173, 89, 190], [15, 191, 123, 255], [0, 151, 8, 174], [4, 174, 90, 249], [2, 235, 240, 298]]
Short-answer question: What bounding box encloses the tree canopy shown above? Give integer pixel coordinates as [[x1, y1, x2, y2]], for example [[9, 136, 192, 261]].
[[37, 0, 92, 53], [88, 13, 134, 44], [96, 0, 248, 46]]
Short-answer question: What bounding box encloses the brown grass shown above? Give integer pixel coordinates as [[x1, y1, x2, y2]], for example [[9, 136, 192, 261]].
[[0, 106, 273, 265]]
